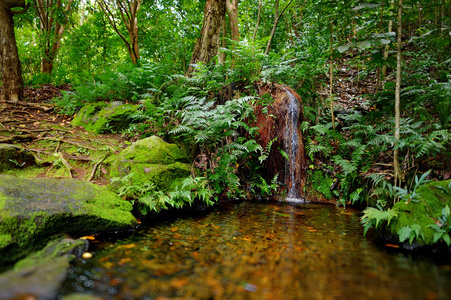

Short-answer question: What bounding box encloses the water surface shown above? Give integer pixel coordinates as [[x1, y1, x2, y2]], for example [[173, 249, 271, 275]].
[[61, 202, 451, 299]]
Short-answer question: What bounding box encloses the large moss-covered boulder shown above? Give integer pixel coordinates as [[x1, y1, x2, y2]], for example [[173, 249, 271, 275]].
[[0, 144, 36, 172], [72, 101, 137, 133], [386, 179, 451, 247], [0, 175, 136, 266], [108, 136, 191, 193]]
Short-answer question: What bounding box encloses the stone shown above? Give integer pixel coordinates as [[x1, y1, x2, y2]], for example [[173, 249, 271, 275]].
[[71, 101, 138, 133], [0, 255, 70, 300], [0, 144, 36, 172], [0, 175, 137, 266], [252, 83, 307, 200], [108, 136, 191, 194]]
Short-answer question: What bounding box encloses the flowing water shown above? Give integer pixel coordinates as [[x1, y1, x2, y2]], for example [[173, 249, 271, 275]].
[[60, 202, 451, 299], [283, 87, 303, 203]]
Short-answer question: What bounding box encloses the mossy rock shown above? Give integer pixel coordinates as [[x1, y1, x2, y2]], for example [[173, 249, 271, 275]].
[[0, 144, 37, 172], [71, 101, 138, 133], [0, 255, 70, 299], [108, 136, 191, 193], [386, 179, 451, 246], [0, 175, 136, 266]]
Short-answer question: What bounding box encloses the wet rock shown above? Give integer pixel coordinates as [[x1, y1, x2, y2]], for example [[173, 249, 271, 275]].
[[0, 175, 136, 267], [253, 83, 307, 200], [107, 136, 191, 194], [0, 255, 70, 300], [71, 101, 138, 133], [0, 238, 89, 300], [0, 144, 36, 172]]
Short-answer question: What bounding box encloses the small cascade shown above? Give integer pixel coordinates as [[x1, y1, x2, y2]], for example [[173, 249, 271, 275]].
[[283, 87, 304, 203], [253, 83, 307, 203]]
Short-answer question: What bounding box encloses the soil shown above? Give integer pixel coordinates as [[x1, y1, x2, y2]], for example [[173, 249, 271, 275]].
[[0, 84, 128, 185]]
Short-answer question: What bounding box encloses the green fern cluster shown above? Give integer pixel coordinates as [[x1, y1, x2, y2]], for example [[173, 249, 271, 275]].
[[111, 173, 214, 214]]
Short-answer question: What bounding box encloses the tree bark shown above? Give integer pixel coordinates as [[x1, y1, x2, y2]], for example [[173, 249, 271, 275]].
[[252, 0, 262, 42], [393, 0, 403, 188], [97, 0, 141, 64], [382, 0, 395, 78], [35, 0, 73, 75], [186, 0, 226, 76], [0, 0, 25, 102], [226, 0, 239, 41]]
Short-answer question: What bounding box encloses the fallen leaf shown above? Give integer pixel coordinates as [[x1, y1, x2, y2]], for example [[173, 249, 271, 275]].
[[79, 235, 95, 240], [118, 258, 132, 265]]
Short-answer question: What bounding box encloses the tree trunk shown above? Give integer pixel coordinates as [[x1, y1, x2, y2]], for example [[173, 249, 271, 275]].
[[393, 0, 403, 188], [186, 0, 226, 76], [382, 0, 395, 78], [265, 0, 293, 55], [226, 0, 239, 41], [252, 0, 262, 42], [35, 0, 73, 75], [0, 0, 24, 102]]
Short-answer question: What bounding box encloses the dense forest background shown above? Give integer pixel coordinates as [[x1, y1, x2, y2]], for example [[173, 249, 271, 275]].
[[2, 0, 451, 244]]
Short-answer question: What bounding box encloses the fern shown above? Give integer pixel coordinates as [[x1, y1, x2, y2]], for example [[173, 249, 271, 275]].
[[397, 224, 424, 244], [360, 207, 399, 235]]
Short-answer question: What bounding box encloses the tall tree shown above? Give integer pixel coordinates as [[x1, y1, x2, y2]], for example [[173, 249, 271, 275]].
[[35, 0, 75, 75], [0, 0, 28, 102], [393, 0, 403, 187], [97, 0, 141, 64], [186, 0, 226, 76]]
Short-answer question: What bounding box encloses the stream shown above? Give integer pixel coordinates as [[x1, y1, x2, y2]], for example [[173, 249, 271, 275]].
[[60, 201, 451, 299]]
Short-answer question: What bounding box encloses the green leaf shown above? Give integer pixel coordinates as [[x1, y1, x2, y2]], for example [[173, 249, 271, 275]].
[[355, 41, 372, 50], [398, 226, 412, 243], [443, 234, 451, 246], [337, 44, 352, 53], [443, 205, 450, 218]]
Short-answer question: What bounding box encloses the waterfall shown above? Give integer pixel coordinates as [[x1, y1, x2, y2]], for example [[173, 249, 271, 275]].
[[283, 87, 304, 204]]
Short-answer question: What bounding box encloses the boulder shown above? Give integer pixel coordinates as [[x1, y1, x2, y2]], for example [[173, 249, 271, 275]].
[[253, 83, 307, 200], [108, 136, 191, 193], [0, 144, 36, 172], [0, 238, 88, 300], [71, 101, 137, 133], [0, 175, 136, 266]]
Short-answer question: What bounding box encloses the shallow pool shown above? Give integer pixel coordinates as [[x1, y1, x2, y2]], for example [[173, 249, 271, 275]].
[[60, 201, 451, 299]]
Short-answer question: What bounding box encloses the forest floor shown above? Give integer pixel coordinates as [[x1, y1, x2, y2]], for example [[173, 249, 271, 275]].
[[0, 85, 128, 185]]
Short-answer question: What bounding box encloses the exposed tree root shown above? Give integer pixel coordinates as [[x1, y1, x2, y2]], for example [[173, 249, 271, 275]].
[[88, 155, 107, 182]]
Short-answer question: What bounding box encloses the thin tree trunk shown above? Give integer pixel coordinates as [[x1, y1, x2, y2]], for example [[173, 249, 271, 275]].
[[329, 20, 335, 130], [252, 0, 262, 42], [218, 22, 226, 64], [382, 0, 395, 78], [394, 0, 403, 188], [186, 0, 226, 76], [0, 0, 25, 102], [265, 0, 294, 55]]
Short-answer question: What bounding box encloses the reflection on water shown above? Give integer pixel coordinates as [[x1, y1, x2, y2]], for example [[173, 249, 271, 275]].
[[61, 202, 451, 299]]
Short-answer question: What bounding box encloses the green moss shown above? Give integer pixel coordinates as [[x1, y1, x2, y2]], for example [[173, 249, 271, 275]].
[[387, 179, 451, 245], [108, 136, 191, 194], [0, 234, 12, 248], [72, 102, 137, 133], [14, 238, 86, 270], [0, 175, 136, 265]]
